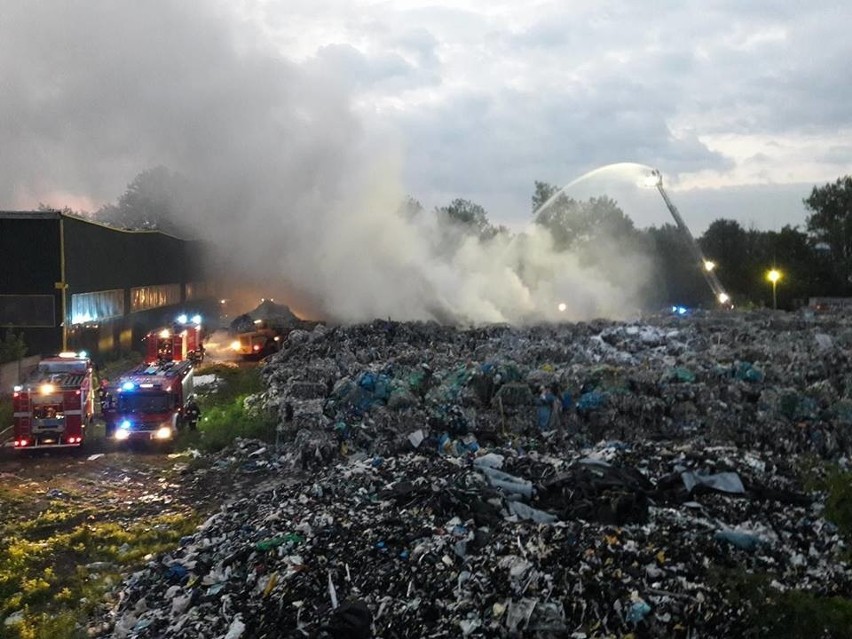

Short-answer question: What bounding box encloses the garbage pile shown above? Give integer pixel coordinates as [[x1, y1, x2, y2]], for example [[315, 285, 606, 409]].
[[103, 439, 850, 638], [99, 311, 852, 637], [265, 313, 852, 463]]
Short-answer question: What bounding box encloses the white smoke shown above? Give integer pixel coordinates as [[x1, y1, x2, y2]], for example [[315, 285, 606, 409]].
[[0, 1, 655, 324]]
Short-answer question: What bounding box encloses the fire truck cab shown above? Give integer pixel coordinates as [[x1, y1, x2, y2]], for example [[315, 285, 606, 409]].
[[107, 359, 195, 443], [144, 314, 204, 364], [12, 352, 95, 450]]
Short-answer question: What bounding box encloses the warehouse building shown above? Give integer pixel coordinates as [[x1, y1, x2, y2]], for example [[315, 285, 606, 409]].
[[0, 210, 216, 358]]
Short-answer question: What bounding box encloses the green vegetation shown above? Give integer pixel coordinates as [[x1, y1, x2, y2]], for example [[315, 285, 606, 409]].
[[710, 567, 852, 638], [0, 501, 197, 639], [0, 364, 275, 636], [0, 398, 11, 432], [707, 459, 852, 637], [0, 330, 27, 365], [798, 457, 852, 539], [193, 364, 277, 452], [824, 467, 852, 538]]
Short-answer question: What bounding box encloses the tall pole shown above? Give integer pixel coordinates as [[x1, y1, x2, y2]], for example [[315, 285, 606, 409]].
[[772, 280, 777, 310], [58, 215, 68, 351]]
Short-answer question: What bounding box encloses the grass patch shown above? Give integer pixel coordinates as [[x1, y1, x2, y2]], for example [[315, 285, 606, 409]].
[[824, 468, 852, 538], [192, 365, 277, 453], [196, 395, 277, 452], [0, 363, 274, 635], [798, 457, 852, 539], [709, 567, 852, 638], [0, 512, 198, 638]]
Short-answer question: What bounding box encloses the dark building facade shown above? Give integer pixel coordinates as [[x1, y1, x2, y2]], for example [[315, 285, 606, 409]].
[[0, 211, 216, 358]]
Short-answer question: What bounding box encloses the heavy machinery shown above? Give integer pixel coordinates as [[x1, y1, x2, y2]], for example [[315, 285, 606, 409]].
[[144, 314, 204, 364], [227, 300, 320, 360], [229, 318, 286, 359], [647, 169, 732, 307], [11, 352, 95, 449], [105, 359, 195, 443]]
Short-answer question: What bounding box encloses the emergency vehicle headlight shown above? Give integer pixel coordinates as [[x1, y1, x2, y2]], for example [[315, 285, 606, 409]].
[[230, 341, 241, 351], [114, 429, 130, 441], [191, 314, 201, 325], [120, 420, 131, 430], [122, 382, 135, 391], [155, 427, 172, 440], [13, 385, 22, 392], [78, 351, 87, 358], [177, 314, 188, 324], [40, 383, 55, 395]]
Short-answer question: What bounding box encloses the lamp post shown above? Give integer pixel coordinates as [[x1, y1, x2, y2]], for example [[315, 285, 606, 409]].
[[767, 269, 782, 309]]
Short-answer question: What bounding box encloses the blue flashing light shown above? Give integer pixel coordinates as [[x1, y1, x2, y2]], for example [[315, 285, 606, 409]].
[[122, 381, 135, 391], [120, 420, 131, 430], [677, 306, 688, 315], [191, 314, 202, 325], [177, 314, 188, 324]]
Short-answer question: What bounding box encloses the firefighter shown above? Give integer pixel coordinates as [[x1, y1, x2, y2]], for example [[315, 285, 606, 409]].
[[184, 397, 201, 431], [97, 379, 110, 413]]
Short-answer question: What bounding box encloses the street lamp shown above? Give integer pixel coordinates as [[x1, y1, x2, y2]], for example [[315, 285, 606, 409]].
[[767, 269, 782, 309]]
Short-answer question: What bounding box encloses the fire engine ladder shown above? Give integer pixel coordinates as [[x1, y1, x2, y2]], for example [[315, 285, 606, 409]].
[[651, 169, 731, 306]]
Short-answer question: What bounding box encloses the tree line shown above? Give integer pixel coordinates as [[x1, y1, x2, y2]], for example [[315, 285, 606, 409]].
[[51, 169, 852, 312], [407, 177, 852, 310]]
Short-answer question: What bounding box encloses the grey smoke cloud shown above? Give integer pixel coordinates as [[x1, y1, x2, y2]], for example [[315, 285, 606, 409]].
[[0, 1, 655, 324]]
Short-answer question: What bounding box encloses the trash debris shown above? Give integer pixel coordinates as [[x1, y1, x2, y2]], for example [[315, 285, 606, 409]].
[[94, 314, 852, 638]]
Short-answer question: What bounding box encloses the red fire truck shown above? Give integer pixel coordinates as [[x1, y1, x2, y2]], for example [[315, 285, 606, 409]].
[[11, 352, 95, 450], [106, 359, 195, 443], [143, 315, 204, 364]]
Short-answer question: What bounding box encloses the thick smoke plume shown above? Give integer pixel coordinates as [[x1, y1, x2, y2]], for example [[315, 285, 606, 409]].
[[0, 1, 654, 324]]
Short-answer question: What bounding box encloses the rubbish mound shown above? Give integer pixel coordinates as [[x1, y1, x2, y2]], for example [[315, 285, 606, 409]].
[[98, 311, 852, 637]]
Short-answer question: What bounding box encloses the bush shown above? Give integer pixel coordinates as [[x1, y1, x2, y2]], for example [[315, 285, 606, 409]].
[[0, 398, 12, 431], [0, 329, 27, 364], [825, 468, 852, 538]]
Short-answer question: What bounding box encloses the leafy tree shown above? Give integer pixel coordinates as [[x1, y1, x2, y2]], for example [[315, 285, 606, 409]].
[[96, 166, 188, 235], [438, 198, 489, 230], [397, 196, 424, 219], [532, 181, 636, 250], [532, 181, 582, 250], [644, 224, 708, 307], [805, 176, 852, 293], [0, 329, 27, 364], [435, 198, 496, 240], [699, 219, 753, 301]]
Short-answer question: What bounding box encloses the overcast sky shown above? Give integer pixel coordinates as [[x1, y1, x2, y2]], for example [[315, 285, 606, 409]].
[[2, 0, 851, 235], [246, 0, 852, 233]]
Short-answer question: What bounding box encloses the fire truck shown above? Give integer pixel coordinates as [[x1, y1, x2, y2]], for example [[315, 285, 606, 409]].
[[11, 352, 95, 450], [106, 359, 195, 443], [143, 314, 204, 364]]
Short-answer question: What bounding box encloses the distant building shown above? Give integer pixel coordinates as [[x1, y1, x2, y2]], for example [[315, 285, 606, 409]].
[[0, 210, 216, 357]]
